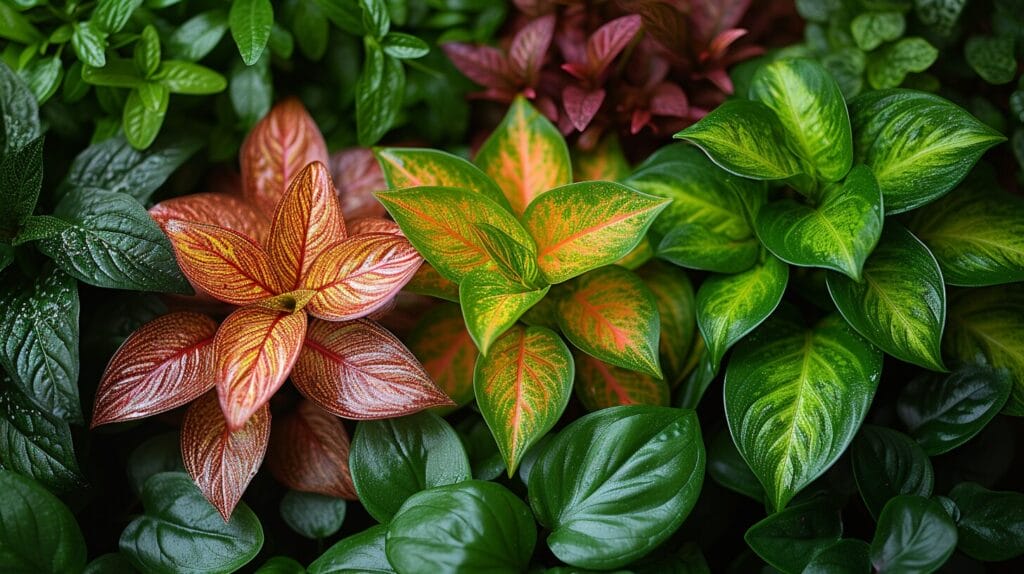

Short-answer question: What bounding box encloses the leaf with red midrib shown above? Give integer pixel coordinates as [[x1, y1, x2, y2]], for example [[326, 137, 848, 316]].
[[181, 391, 270, 521], [150, 192, 270, 243], [585, 14, 643, 78], [292, 319, 453, 418], [265, 400, 357, 499], [347, 217, 402, 236], [573, 351, 670, 411], [92, 312, 217, 427], [374, 148, 510, 210]]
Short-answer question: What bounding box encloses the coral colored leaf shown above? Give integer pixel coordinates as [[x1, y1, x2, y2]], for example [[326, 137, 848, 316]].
[[329, 148, 387, 221], [557, 266, 662, 378], [442, 43, 516, 93], [92, 312, 217, 427], [572, 135, 631, 182], [585, 14, 642, 77], [509, 14, 555, 85], [562, 86, 605, 132], [265, 400, 357, 499], [573, 351, 670, 411], [293, 319, 453, 418], [375, 147, 510, 210], [405, 263, 459, 302], [522, 181, 670, 284], [460, 268, 549, 355], [266, 161, 346, 291], [163, 220, 278, 305], [303, 233, 422, 321], [181, 392, 270, 520], [474, 324, 573, 474], [475, 96, 571, 216], [240, 98, 329, 217], [347, 217, 402, 236], [215, 306, 306, 430], [150, 192, 270, 243], [407, 304, 478, 411]]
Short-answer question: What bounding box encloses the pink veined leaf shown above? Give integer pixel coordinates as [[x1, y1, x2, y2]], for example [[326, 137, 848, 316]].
[[92, 312, 217, 427], [150, 193, 271, 243], [585, 14, 643, 78], [181, 391, 270, 521], [265, 400, 358, 499], [292, 319, 454, 418], [347, 217, 403, 236], [649, 83, 689, 118], [562, 86, 606, 132], [329, 148, 387, 221], [443, 43, 517, 92], [703, 28, 750, 62], [509, 14, 556, 87]]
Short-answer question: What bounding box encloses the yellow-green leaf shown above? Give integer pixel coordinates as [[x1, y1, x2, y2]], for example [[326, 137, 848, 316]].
[[375, 147, 510, 211], [460, 268, 549, 355]]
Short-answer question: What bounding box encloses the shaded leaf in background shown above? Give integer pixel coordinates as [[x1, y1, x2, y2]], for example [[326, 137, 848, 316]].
[[869, 495, 956, 573], [0, 469, 86, 573], [279, 490, 346, 540], [949, 482, 1024, 562], [265, 400, 357, 499], [744, 498, 842, 573], [851, 425, 934, 519]]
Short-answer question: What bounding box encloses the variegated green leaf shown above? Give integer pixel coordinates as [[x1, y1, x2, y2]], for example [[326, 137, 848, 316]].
[[573, 351, 669, 411], [827, 224, 946, 371], [460, 268, 549, 356], [725, 312, 883, 511], [404, 263, 459, 302], [755, 165, 883, 280], [471, 223, 541, 287], [375, 147, 510, 210], [637, 261, 696, 387]]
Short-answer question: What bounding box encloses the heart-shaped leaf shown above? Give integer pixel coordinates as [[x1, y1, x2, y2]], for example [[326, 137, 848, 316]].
[[308, 525, 393, 574], [637, 262, 696, 387], [386, 481, 536, 574], [0, 377, 83, 492], [557, 266, 662, 378], [279, 491, 346, 540], [725, 312, 882, 510], [849, 89, 1004, 214], [749, 58, 853, 182], [827, 224, 946, 371], [350, 412, 471, 523], [755, 165, 883, 280], [870, 495, 957, 573], [949, 482, 1024, 562], [696, 251, 788, 371], [375, 147, 509, 210], [530, 406, 704, 570], [522, 181, 669, 284], [851, 425, 935, 520], [460, 269, 549, 355], [406, 304, 477, 411], [744, 498, 843, 573], [265, 400, 356, 499], [475, 96, 571, 216], [474, 324, 573, 474], [0, 469, 86, 573]]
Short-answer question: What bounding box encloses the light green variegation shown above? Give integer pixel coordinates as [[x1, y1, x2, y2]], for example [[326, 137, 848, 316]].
[[696, 252, 789, 372], [375, 147, 510, 210], [849, 89, 1005, 213], [749, 58, 853, 182], [460, 269, 549, 356], [755, 165, 883, 280], [725, 312, 882, 511], [471, 223, 541, 287], [827, 224, 946, 371], [674, 99, 803, 181]]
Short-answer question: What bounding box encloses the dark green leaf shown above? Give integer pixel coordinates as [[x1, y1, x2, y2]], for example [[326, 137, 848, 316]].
[[153, 61, 227, 94], [965, 36, 1017, 85], [804, 539, 872, 574], [851, 425, 934, 519], [168, 11, 229, 61], [229, 0, 274, 66], [0, 3, 43, 44], [126, 432, 183, 494], [914, 0, 966, 36], [308, 525, 393, 574], [84, 553, 140, 574], [268, 23, 293, 59], [279, 491, 345, 540], [949, 482, 1024, 562], [744, 499, 842, 573], [0, 60, 41, 154], [851, 12, 904, 51], [866, 38, 938, 90], [0, 469, 86, 573], [356, 41, 404, 146], [382, 32, 429, 59], [230, 58, 272, 129], [0, 135, 43, 239], [313, 0, 364, 35], [870, 495, 956, 573], [71, 21, 107, 68], [292, 2, 328, 60], [708, 428, 764, 502], [254, 557, 304, 574], [92, 0, 143, 34]]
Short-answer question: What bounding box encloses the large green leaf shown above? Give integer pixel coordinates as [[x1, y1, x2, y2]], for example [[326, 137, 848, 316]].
[[696, 251, 788, 371], [308, 525, 394, 574], [349, 412, 471, 523], [827, 224, 946, 370], [229, 0, 273, 65], [529, 406, 705, 570], [849, 89, 1004, 214], [674, 99, 803, 180], [744, 498, 842, 573], [851, 425, 934, 520], [949, 482, 1024, 562], [460, 269, 547, 355], [755, 165, 883, 280], [119, 472, 263, 574], [0, 470, 86, 573], [749, 58, 853, 182], [725, 312, 882, 511], [869, 495, 957, 573], [386, 481, 535, 574]]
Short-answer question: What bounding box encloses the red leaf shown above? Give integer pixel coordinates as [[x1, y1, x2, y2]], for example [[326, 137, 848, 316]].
[[348, 217, 403, 236], [181, 392, 270, 521], [509, 15, 556, 86], [690, 0, 751, 44], [586, 14, 642, 78], [704, 28, 749, 62], [241, 98, 329, 217], [150, 193, 270, 243], [442, 43, 516, 91], [215, 306, 307, 430], [329, 148, 387, 221], [92, 312, 217, 427], [649, 83, 689, 118], [292, 319, 453, 418], [703, 68, 734, 94], [266, 161, 346, 292], [631, 108, 652, 134], [562, 86, 605, 132], [265, 400, 358, 499]]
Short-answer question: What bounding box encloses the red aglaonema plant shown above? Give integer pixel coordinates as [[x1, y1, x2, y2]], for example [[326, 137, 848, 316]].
[[91, 99, 453, 519]]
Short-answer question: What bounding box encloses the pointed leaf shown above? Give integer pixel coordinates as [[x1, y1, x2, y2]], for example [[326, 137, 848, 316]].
[[150, 193, 269, 243], [827, 224, 946, 371], [374, 147, 509, 210], [241, 98, 329, 217], [182, 392, 270, 520], [949, 482, 1024, 562], [215, 306, 306, 430], [870, 496, 957, 573], [0, 469, 86, 574], [585, 14, 642, 76], [509, 14, 555, 84], [404, 263, 459, 302], [92, 312, 217, 427], [407, 304, 477, 411], [293, 318, 451, 418], [475, 96, 571, 216], [265, 400, 357, 499], [849, 89, 1005, 214], [460, 269, 548, 355], [522, 181, 669, 284], [474, 324, 572, 474], [229, 0, 273, 66], [725, 313, 882, 510], [756, 165, 883, 280], [308, 525, 392, 574], [851, 425, 935, 519], [637, 261, 696, 386], [441, 43, 515, 92], [562, 86, 605, 132], [744, 499, 843, 573], [347, 217, 400, 236], [573, 351, 669, 410], [471, 223, 540, 286]]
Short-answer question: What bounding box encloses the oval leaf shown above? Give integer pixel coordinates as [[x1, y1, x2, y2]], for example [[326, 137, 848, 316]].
[[744, 499, 843, 573], [279, 491, 346, 540], [229, 0, 273, 66], [374, 147, 509, 210], [460, 269, 549, 355], [851, 425, 935, 519], [949, 482, 1024, 562], [573, 351, 669, 410], [265, 400, 357, 499], [870, 495, 957, 573], [0, 469, 86, 573]]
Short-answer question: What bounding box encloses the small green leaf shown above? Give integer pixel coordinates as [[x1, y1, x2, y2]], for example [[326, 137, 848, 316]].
[[965, 35, 1017, 85], [460, 269, 548, 355], [20, 56, 62, 104], [826, 224, 946, 371], [153, 61, 227, 94], [870, 495, 957, 573], [949, 482, 1024, 562], [356, 40, 403, 146], [0, 469, 86, 573], [471, 223, 540, 287], [123, 85, 168, 149], [360, 0, 390, 39], [133, 25, 161, 79], [168, 11, 229, 62], [851, 425, 935, 520], [92, 0, 143, 34], [279, 491, 345, 540], [0, 134, 43, 239], [851, 12, 905, 51], [914, 0, 966, 36], [82, 58, 145, 88], [744, 499, 842, 573], [308, 525, 393, 574], [71, 21, 107, 68], [866, 37, 938, 90], [229, 0, 273, 65], [382, 32, 429, 59]]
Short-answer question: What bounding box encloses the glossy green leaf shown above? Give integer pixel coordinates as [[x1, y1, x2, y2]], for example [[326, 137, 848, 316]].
[[457, 414, 505, 481], [949, 482, 1024, 562], [0, 134, 42, 239], [279, 491, 345, 540], [349, 412, 471, 523], [0, 61, 41, 155], [572, 351, 669, 410], [374, 147, 509, 210], [82, 58, 145, 89], [897, 364, 1012, 454], [71, 21, 107, 68], [460, 269, 548, 355], [866, 38, 938, 90], [674, 99, 802, 181], [708, 428, 764, 503], [851, 425, 934, 519], [308, 525, 393, 574], [851, 12, 905, 51], [168, 10, 229, 61], [696, 252, 788, 372], [637, 261, 696, 386], [827, 224, 946, 371], [471, 223, 540, 286], [123, 85, 168, 149], [557, 266, 662, 377], [529, 406, 705, 570], [725, 313, 882, 511], [230, 0, 273, 65], [387, 481, 534, 574], [749, 58, 853, 182], [153, 61, 227, 94], [849, 89, 1005, 213], [0, 3, 42, 44], [20, 57, 62, 104], [744, 499, 842, 573], [755, 165, 883, 280], [382, 32, 429, 59], [0, 469, 86, 573], [356, 42, 403, 146], [92, 0, 142, 34], [870, 495, 956, 573], [120, 472, 263, 574], [359, 0, 390, 38], [804, 539, 872, 574]]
